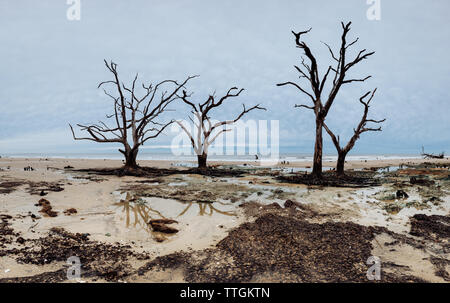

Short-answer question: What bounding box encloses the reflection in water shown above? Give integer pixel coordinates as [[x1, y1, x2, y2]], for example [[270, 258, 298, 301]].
[[114, 193, 165, 233], [177, 201, 236, 217], [114, 192, 236, 233]]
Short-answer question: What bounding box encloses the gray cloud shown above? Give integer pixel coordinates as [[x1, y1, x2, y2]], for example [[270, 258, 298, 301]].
[[0, 0, 449, 154]]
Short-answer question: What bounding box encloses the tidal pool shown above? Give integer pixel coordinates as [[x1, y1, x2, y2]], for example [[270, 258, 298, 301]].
[[112, 191, 238, 244]]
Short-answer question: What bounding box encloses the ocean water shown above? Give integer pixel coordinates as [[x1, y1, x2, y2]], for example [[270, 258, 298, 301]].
[[1, 152, 424, 163]]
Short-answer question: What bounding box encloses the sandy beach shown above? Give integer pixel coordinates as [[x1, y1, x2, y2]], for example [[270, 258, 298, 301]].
[[0, 157, 449, 282]]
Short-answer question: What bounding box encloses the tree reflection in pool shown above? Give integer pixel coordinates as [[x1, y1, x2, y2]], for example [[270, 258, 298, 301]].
[[114, 192, 236, 235]]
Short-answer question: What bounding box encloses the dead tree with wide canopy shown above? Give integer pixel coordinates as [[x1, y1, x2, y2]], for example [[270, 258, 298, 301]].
[[277, 22, 374, 178], [70, 60, 196, 172], [323, 89, 385, 176], [176, 87, 265, 169]]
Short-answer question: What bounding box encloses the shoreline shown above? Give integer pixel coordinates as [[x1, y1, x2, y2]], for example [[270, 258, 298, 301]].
[[1, 156, 448, 170]]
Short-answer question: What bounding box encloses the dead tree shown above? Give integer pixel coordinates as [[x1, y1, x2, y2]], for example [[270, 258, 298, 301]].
[[70, 60, 196, 171], [323, 89, 385, 176], [277, 22, 374, 178], [176, 87, 265, 169], [421, 146, 444, 159]]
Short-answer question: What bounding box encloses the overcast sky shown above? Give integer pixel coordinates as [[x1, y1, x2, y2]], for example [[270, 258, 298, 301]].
[[0, 0, 449, 155]]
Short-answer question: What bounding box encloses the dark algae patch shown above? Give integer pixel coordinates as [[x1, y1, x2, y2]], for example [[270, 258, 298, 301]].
[[0, 214, 19, 248], [409, 214, 450, 241], [0, 210, 438, 283], [74, 166, 246, 178], [276, 171, 380, 188], [136, 213, 424, 282], [0, 227, 150, 283], [0, 178, 63, 195], [0, 181, 23, 194]]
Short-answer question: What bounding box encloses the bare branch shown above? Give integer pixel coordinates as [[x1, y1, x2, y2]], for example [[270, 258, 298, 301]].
[[342, 75, 372, 84], [322, 122, 340, 152], [292, 28, 312, 45], [322, 41, 339, 62], [294, 104, 315, 110], [276, 81, 315, 102]]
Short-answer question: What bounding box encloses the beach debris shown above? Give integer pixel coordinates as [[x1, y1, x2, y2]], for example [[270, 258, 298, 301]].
[[149, 219, 179, 234], [63, 208, 78, 216], [154, 235, 167, 242], [277, 170, 380, 187], [284, 199, 296, 208], [151, 223, 178, 234], [27, 181, 64, 195], [1, 214, 13, 226], [0, 181, 23, 194], [427, 196, 441, 203], [64, 165, 74, 169], [0, 214, 21, 248], [36, 198, 50, 206], [395, 190, 409, 199], [24, 166, 34, 171], [74, 165, 246, 178], [37, 198, 58, 217], [1, 179, 65, 195], [421, 146, 444, 159], [150, 223, 179, 234], [0, 227, 150, 282], [16, 237, 25, 244], [266, 202, 282, 209], [139, 213, 424, 282], [383, 203, 403, 214], [410, 177, 434, 186], [149, 219, 178, 225], [409, 214, 450, 240]]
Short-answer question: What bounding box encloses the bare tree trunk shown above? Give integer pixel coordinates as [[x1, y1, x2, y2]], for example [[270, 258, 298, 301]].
[[123, 148, 139, 170], [336, 151, 347, 177], [197, 153, 207, 169], [312, 119, 323, 178]]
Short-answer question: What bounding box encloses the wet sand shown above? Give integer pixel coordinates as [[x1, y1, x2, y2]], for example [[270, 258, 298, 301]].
[[0, 157, 449, 282]]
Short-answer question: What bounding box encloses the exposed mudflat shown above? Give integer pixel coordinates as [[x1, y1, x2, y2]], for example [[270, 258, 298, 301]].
[[134, 212, 427, 282], [0, 158, 449, 282]]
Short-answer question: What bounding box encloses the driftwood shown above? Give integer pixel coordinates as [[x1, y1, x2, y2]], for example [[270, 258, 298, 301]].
[[422, 152, 444, 159], [421, 146, 444, 159]]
